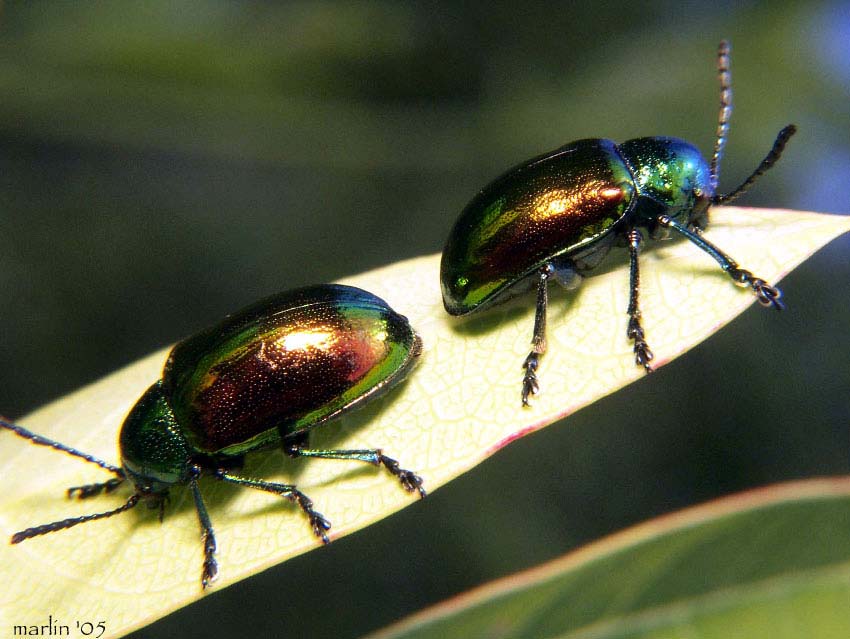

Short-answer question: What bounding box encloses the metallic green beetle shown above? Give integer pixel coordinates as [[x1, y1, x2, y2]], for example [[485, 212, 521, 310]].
[[1, 284, 424, 587], [441, 41, 796, 405]]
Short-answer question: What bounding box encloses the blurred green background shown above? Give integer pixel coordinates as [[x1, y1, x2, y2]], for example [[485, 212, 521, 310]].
[[1, 2, 848, 638]]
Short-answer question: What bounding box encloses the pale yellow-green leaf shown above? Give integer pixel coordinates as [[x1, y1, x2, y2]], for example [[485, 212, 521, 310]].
[[367, 477, 850, 639], [0, 207, 847, 638]]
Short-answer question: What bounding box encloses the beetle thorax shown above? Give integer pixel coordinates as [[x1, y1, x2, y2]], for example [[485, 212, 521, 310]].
[[119, 380, 192, 494], [618, 136, 714, 227]]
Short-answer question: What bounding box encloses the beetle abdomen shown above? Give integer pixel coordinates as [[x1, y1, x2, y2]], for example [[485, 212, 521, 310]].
[[162, 285, 420, 455], [440, 138, 635, 315]]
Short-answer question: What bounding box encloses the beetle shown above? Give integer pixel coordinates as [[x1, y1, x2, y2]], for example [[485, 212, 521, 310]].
[[440, 41, 796, 405], [0, 284, 425, 587]]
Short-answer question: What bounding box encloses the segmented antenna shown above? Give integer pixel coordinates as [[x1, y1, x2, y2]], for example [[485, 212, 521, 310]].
[[11, 494, 140, 543], [710, 40, 732, 191], [0, 417, 124, 476], [713, 125, 797, 205]]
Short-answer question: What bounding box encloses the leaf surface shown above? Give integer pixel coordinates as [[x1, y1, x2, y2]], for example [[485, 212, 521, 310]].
[[0, 208, 847, 637], [367, 477, 850, 639]]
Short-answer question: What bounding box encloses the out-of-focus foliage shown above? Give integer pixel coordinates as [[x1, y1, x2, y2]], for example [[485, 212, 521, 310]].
[[370, 479, 850, 639]]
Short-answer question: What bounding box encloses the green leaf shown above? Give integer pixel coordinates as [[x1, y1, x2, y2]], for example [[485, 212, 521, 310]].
[[367, 477, 850, 639], [0, 208, 848, 637]]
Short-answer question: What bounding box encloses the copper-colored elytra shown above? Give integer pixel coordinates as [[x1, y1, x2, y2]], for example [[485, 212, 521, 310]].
[[600, 186, 624, 200]]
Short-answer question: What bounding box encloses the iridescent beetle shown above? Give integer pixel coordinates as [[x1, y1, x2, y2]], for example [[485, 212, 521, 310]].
[[440, 41, 796, 405], [1, 284, 425, 587]]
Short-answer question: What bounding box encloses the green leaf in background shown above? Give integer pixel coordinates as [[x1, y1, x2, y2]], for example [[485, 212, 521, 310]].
[[0, 207, 847, 637], [368, 477, 850, 639]]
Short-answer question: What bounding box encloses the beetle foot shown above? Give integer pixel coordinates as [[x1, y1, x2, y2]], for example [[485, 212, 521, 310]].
[[753, 281, 784, 310], [67, 477, 125, 500], [521, 353, 540, 406], [201, 534, 218, 588], [627, 317, 654, 373], [289, 489, 331, 543], [309, 512, 332, 544], [202, 559, 218, 589], [728, 267, 784, 311], [379, 454, 426, 498]]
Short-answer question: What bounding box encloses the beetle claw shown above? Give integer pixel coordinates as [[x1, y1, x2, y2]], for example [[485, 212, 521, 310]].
[[378, 454, 427, 498], [753, 280, 784, 310], [201, 533, 218, 588], [522, 353, 540, 406], [634, 344, 654, 372], [521, 377, 538, 406], [728, 267, 784, 311], [202, 559, 218, 588], [400, 471, 427, 498], [311, 513, 332, 544], [287, 489, 332, 543], [627, 317, 654, 373]]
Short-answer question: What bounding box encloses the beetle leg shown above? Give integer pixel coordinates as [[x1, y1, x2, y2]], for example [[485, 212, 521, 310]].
[[522, 264, 552, 407], [212, 469, 332, 543], [657, 215, 784, 310], [67, 477, 126, 500], [283, 443, 426, 498], [378, 453, 426, 496], [188, 471, 218, 588], [627, 229, 654, 372]]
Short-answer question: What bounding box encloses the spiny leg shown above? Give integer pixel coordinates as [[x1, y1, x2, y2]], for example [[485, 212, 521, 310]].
[[213, 469, 332, 543], [627, 229, 654, 372], [658, 215, 784, 310], [188, 471, 218, 588], [284, 441, 426, 498], [11, 494, 140, 544], [522, 264, 553, 406]]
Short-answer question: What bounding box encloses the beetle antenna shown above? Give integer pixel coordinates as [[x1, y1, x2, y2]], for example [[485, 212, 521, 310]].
[[710, 40, 732, 191], [713, 124, 797, 205], [11, 494, 140, 543], [0, 417, 124, 477]]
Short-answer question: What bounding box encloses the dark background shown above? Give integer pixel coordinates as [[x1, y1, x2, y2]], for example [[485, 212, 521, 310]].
[[1, 2, 848, 638]]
